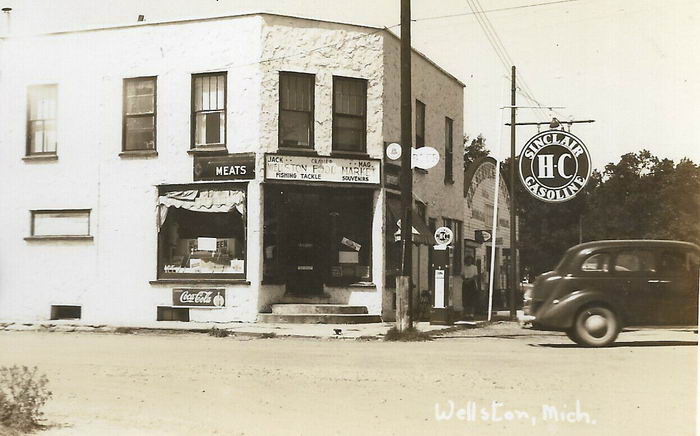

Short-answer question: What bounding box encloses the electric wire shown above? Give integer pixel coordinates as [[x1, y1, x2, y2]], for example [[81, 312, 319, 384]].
[[412, 0, 582, 23]]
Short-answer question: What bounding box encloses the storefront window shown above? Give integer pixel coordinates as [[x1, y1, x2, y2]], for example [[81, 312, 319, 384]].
[[157, 187, 246, 279], [263, 186, 372, 289]]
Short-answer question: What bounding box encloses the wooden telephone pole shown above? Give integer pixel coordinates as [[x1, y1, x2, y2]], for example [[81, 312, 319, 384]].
[[396, 0, 413, 331], [509, 66, 517, 320]]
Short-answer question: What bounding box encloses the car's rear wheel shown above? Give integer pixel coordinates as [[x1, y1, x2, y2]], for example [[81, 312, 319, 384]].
[[570, 305, 620, 347]]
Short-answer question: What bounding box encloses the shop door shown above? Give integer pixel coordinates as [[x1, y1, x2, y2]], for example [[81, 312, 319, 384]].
[[284, 191, 324, 295]]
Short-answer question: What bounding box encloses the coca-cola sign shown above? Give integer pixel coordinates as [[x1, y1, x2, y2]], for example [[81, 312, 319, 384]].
[[172, 289, 226, 308]]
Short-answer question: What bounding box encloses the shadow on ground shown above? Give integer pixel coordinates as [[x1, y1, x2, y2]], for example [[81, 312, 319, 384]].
[[531, 340, 698, 348]]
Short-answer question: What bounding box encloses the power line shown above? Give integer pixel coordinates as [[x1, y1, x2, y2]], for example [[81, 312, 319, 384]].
[[414, 0, 583, 23]]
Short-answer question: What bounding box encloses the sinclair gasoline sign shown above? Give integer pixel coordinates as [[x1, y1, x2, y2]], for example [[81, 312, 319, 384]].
[[518, 130, 591, 202]]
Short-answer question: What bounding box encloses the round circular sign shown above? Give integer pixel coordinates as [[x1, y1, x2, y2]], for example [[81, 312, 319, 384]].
[[519, 130, 591, 203], [434, 226, 453, 246], [412, 146, 440, 170], [386, 143, 402, 160]]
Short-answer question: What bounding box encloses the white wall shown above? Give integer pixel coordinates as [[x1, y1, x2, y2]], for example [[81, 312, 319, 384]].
[[0, 16, 265, 323]]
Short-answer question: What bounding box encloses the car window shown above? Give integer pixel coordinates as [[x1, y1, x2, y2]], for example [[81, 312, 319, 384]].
[[659, 250, 693, 274], [581, 253, 610, 272], [614, 250, 656, 273]]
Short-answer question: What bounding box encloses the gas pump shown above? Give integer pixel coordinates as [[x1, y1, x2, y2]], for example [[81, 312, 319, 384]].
[[431, 227, 454, 325]]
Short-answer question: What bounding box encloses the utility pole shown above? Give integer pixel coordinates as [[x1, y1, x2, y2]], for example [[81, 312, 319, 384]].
[[396, 0, 413, 331], [509, 66, 517, 320]]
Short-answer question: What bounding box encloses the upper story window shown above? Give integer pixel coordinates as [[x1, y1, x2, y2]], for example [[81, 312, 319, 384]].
[[444, 117, 454, 183], [332, 77, 367, 153], [415, 100, 425, 148], [123, 77, 156, 152], [279, 72, 314, 148], [192, 72, 226, 149], [27, 85, 57, 156]]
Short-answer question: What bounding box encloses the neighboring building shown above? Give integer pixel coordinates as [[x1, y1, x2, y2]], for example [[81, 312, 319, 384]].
[[0, 13, 464, 324], [463, 157, 515, 312]]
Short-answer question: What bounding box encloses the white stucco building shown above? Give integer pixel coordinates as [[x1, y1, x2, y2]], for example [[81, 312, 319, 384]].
[[0, 13, 464, 325]]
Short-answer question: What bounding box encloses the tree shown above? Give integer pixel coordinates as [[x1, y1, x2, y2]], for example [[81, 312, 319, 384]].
[[463, 134, 489, 170], [515, 149, 700, 276]]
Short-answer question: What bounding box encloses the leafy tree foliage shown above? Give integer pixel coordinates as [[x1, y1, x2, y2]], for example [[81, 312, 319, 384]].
[[519, 149, 700, 275], [463, 134, 489, 170], [466, 144, 700, 277]]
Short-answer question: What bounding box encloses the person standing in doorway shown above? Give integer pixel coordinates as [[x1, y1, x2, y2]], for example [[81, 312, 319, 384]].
[[462, 256, 479, 319]]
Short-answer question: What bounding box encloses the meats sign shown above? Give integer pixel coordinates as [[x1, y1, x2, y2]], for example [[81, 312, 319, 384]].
[[518, 130, 591, 203], [172, 289, 226, 308]]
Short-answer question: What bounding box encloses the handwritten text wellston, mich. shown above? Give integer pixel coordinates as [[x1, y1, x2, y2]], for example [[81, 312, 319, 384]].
[[434, 400, 597, 426]]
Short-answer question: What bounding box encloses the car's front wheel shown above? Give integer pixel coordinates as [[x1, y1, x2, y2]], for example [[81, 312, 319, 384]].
[[569, 305, 620, 347]]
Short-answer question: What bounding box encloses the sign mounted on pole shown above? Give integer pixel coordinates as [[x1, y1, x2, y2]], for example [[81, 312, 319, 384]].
[[411, 146, 440, 170], [386, 143, 402, 160], [518, 130, 591, 203], [434, 226, 453, 246]]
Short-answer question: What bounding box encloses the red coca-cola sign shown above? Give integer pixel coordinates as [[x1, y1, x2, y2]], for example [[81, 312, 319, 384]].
[[172, 289, 226, 308]]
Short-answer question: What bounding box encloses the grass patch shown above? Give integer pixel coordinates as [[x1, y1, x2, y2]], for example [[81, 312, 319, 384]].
[[0, 366, 52, 433], [208, 327, 230, 338], [383, 326, 433, 342], [114, 327, 135, 334], [259, 333, 277, 339]]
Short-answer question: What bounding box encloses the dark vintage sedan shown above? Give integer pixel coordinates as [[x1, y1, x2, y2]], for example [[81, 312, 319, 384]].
[[522, 240, 700, 347]]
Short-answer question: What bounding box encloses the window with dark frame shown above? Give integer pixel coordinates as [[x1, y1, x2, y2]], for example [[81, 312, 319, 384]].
[[332, 77, 367, 153], [416, 100, 425, 148], [444, 117, 454, 183], [279, 72, 314, 148], [192, 72, 226, 148], [27, 84, 57, 155], [123, 77, 156, 151]]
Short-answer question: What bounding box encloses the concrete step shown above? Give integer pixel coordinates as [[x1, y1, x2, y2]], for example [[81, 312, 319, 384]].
[[271, 304, 369, 315], [258, 313, 382, 324]]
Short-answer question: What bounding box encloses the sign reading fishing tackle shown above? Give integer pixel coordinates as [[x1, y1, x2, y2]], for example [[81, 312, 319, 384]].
[[519, 130, 591, 202]]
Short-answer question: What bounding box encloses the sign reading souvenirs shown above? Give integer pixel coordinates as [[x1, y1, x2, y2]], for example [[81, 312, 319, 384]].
[[172, 289, 226, 308], [434, 226, 454, 246], [265, 154, 380, 185], [194, 154, 255, 181], [518, 130, 591, 203]]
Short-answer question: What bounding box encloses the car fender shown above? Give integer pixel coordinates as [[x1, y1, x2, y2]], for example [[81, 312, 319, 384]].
[[537, 290, 624, 330]]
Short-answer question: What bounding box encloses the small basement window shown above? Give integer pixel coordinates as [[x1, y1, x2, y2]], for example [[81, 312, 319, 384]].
[[157, 307, 190, 322], [50, 305, 81, 320]]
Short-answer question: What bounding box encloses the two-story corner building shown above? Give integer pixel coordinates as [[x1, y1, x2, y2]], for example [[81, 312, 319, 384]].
[[0, 13, 465, 326]]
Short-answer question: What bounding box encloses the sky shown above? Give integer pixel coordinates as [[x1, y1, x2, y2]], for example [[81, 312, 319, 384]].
[[1, 0, 698, 170]]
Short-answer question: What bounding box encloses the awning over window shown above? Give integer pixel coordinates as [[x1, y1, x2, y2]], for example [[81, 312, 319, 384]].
[[386, 198, 433, 245], [157, 189, 245, 230]]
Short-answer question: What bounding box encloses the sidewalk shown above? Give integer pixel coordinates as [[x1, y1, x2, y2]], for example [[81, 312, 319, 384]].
[[0, 309, 525, 339], [0, 318, 516, 339]]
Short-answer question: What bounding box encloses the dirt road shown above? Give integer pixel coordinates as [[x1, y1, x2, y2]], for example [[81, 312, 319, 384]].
[[0, 325, 695, 435]]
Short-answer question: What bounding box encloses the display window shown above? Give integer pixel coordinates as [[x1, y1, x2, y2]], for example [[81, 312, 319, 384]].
[[157, 185, 246, 279]]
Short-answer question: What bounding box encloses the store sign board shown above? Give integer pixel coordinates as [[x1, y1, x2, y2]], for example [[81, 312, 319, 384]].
[[172, 289, 226, 308], [265, 154, 380, 185], [519, 130, 591, 203], [194, 154, 255, 181]]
